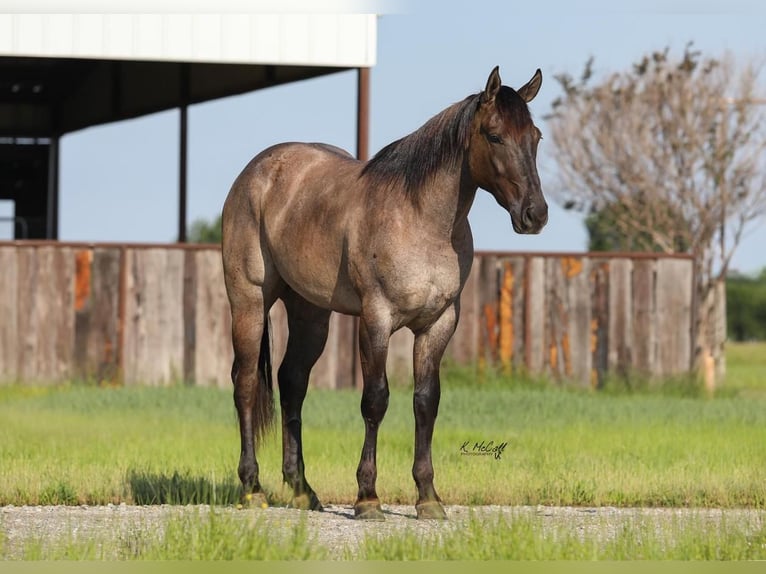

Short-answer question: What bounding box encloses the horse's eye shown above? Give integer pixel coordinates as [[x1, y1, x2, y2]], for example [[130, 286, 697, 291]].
[[487, 133, 503, 144]]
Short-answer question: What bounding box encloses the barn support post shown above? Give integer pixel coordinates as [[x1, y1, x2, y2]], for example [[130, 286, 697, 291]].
[[46, 135, 60, 239], [356, 67, 370, 163], [178, 104, 188, 243], [347, 66, 371, 388], [178, 63, 190, 243]]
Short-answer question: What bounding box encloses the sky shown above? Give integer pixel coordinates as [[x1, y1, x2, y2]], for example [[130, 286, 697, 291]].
[[5, 0, 764, 272]]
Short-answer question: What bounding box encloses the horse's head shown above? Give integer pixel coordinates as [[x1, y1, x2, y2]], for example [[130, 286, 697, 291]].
[[468, 67, 548, 234]]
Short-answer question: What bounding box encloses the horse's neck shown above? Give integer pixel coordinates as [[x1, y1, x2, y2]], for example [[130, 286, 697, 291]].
[[418, 161, 478, 241]]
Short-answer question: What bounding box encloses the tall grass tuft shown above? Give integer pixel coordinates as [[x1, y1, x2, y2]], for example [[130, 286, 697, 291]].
[[355, 513, 766, 560], [126, 470, 241, 506], [4, 512, 328, 560]]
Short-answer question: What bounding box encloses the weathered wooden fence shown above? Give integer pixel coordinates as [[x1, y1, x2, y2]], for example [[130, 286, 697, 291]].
[[449, 252, 697, 388], [0, 242, 700, 388]]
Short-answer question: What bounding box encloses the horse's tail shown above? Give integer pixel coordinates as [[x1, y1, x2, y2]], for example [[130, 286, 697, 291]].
[[253, 314, 275, 445]]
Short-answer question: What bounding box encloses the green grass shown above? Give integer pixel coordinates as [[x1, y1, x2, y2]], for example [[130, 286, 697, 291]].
[[725, 341, 766, 397], [2, 342, 765, 561], [1, 357, 765, 509], [357, 513, 766, 560], [3, 510, 765, 560], [2, 512, 328, 560]]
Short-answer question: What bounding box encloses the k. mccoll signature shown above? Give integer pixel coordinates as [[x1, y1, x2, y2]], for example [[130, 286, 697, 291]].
[[459, 440, 508, 460]]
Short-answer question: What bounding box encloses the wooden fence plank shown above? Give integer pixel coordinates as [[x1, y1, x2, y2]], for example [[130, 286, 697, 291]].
[[632, 259, 656, 375], [188, 250, 233, 388], [447, 255, 480, 365], [15, 246, 76, 383], [525, 257, 545, 375], [544, 257, 568, 379], [498, 259, 514, 375], [478, 255, 499, 375], [608, 258, 633, 376], [509, 256, 526, 376], [655, 258, 693, 376], [122, 248, 185, 385], [0, 246, 18, 381], [590, 259, 609, 388], [16, 247, 37, 381], [73, 247, 121, 383], [387, 327, 414, 385], [183, 250, 197, 385], [51, 247, 76, 382], [563, 256, 591, 387], [329, 314, 359, 389], [308, 305, 337, 389]]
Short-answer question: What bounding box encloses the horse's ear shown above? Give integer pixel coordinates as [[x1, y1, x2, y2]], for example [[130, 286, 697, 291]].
[[517, 69, 543, 103], [481, 66, 502, 104]]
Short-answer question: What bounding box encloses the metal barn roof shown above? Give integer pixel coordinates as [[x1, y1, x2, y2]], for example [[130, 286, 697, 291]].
[[0, 12, 376, 240], [0, 13, 377, 135]]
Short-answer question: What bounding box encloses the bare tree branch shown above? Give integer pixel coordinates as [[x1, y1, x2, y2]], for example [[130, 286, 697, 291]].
[[546, 47, 766, 375]]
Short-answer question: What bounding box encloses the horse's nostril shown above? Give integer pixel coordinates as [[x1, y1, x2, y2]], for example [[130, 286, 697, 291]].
[[522, 205, 535, 227]]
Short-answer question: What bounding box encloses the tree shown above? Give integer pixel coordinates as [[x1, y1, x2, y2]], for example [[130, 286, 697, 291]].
[[188, 213, 222, 243], [585, 196, 691, 253], [726, 268, 766, 341], [546, 45, 766, 381]]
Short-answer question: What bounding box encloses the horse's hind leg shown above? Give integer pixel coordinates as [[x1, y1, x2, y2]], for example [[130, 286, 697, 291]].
[[229, 279, 281, 506], [278, 289, 331, 511]]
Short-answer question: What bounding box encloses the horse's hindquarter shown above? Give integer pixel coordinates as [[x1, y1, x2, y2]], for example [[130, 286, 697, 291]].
[[258, 144, 365, 314]]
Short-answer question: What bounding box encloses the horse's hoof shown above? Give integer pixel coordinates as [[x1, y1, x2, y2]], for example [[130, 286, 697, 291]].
[[290, 491, 324, 511], [240, 492, 269, 509], [354, 500, 385, 521], [416, 500, 447, 520]]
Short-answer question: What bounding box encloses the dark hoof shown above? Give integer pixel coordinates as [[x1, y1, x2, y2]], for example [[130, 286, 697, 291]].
[[239, 492, 269, 509], [290, 491, 324, 511], [416, 500, 447, 520], [354, 499, 385, 521]]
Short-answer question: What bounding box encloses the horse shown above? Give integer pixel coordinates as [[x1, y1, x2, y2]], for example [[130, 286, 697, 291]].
[[221, 66, 548, 520]]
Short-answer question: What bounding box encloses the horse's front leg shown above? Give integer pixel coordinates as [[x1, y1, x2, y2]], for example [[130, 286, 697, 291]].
[[354, 308, 393, 520], [412, 303, 458, 519]]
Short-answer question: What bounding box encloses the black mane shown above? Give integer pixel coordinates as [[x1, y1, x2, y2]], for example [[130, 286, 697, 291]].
[[361, 87, 533, 201], [361, 94, 480, 200]]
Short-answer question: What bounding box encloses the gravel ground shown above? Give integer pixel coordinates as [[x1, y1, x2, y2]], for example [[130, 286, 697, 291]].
[[2, 504, 764, 559]]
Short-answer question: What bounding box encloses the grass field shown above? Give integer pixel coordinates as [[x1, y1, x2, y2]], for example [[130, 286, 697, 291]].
[[724, 341, 766, 397], [1, 342, 765, 510], [1, 342, 765, 560]]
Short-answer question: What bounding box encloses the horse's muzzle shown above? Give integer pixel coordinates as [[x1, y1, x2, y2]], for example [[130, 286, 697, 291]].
[[513, 201, 548, 235]]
